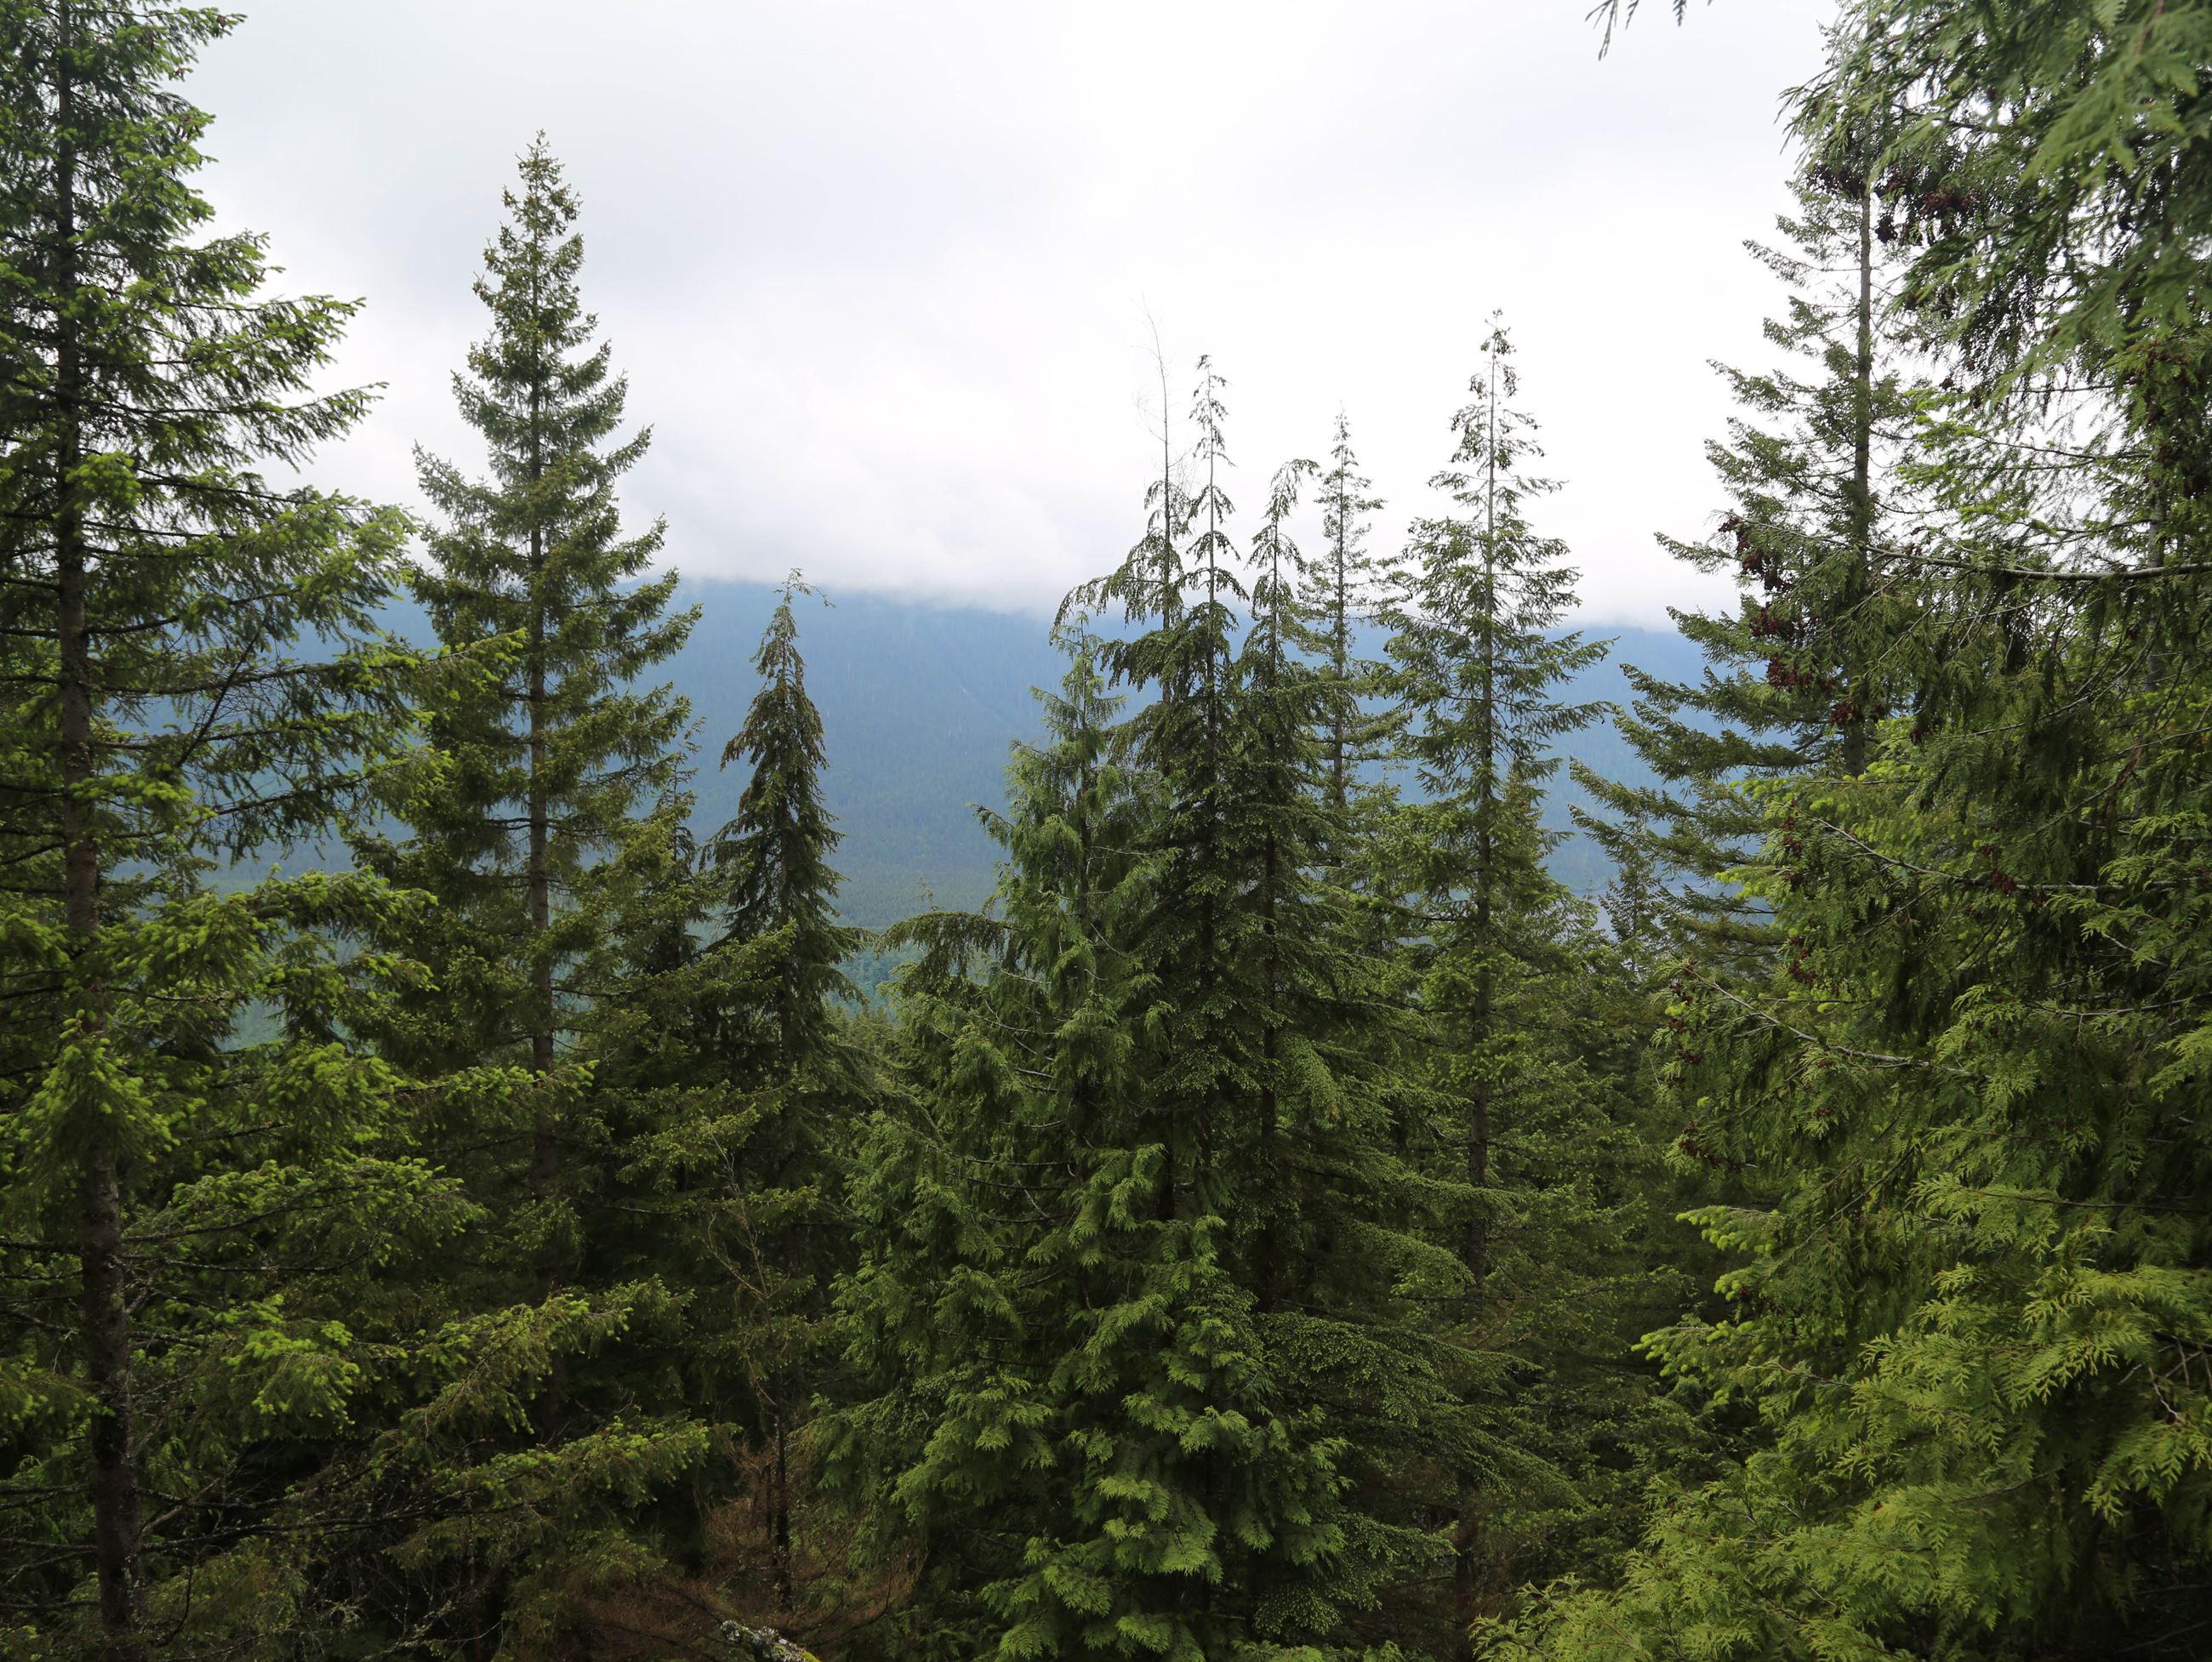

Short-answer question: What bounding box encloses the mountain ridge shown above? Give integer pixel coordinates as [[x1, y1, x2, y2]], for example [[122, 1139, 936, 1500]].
[[655, 578, 1707, 927]]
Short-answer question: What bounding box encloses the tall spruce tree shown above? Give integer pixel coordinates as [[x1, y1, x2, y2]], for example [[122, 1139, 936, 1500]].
[[968, 371, 1378, 1658], [1384, 321, 1606, 1316], [701, 575, 863, 1620], [1302, 411, 1392, 819], [0, 4, 455, 1653], [1241, 456, 1325, 1313], [845, 366, 1465, 1659], [1382, 324, 1684, 1647], [1238, 458, 1468, 1654], [544, 578, 871, 1653], [832, 625, 1157, 1659], [347, 135, 711, 1647], [1142, 356, 1245, 1210], [711, 577, 862, 1072]]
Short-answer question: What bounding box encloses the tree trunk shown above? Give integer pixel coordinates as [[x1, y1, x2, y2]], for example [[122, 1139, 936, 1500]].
[[56, 9, 149, 1649], [527, 284, 557, 1264], [1451, 1501, 1490, 1659], [524, 286, 565, 1446], [772, 1392, 794, 1613], [1842, 184, 1875, 779]]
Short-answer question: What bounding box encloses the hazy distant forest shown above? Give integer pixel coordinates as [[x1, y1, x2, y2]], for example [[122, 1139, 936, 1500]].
[[4, 1, 2210, 1658]]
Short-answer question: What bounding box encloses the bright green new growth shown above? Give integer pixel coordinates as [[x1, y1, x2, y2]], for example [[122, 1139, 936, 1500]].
[[1497, 5, 2212, 1659]]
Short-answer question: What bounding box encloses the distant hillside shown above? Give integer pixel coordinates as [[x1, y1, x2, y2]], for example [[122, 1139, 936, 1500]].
[[665, 579, 1709, 927], [670, 580, 1060, 927]]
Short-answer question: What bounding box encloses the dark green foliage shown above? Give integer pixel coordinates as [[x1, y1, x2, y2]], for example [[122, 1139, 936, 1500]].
[[674, 577, 867, 1629], [1497, 4, 2212, 1659], [1576, 88, 1926, 972], [343, 135, 715, 1646], [1818, 0, 2212, 385], [712, 577, 864, 1066], [1303, 412, 1393, 819], [1377, 326, 1697, 1647], [13, 4, 2204, 1657], [833, 627, 1166, 1658], [0, 3, 439, 1654], [837, 365, 1467, 1660]]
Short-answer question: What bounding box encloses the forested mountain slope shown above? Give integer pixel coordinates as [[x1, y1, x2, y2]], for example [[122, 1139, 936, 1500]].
[[652, 580, 1705, 925], [13, 4, 2206, 1657]]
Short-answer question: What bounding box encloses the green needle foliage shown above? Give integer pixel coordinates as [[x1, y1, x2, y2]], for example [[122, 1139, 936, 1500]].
[[1380, 324, 1692, 1648], [712, 576, 864, 1071], [8, 3, 2203, 1657], [1239, 457, 1466, 1658], [0, 3, 437, 1654], [833, 626, 1161, 1660], [1816, 0, 2212, 386], [345, 135, 711, 1648], [1302, 412, 1393, 821], [1575, 73, 1930, 972], [841, 367, 1462, 1661], [1494, 5, 2212, 1659], [697, 575, 866, 1623]]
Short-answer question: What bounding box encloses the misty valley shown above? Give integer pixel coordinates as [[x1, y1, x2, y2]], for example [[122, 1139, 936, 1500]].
[[3, 3, 2209, 1660]]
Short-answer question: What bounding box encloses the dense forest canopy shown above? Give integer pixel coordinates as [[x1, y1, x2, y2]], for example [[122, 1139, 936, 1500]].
[[1, 2, 2209, 1659]]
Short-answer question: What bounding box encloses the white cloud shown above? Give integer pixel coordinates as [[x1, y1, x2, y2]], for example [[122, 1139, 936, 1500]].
[[189, 0, 1828, 624]]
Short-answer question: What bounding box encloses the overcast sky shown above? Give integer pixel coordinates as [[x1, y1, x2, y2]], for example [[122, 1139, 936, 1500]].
[[187, 0, 1828, 626]]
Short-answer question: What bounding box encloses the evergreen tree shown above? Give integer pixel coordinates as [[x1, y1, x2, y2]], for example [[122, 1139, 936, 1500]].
[[833, 624, 1157, 1659], [1302, 411, 1392, 819], [1384, 320, 1607, 1320], [0, 4, 447, 1653], [1382, 325, 1682, 1646], [1575, 100, 1924, 971], [560, 579, 876, 1653], [846, 369, 1457, 1659], [699, 574, 864, 1619], [1137, 356, 1245, 1212], [347, 134, 710, 1647], [1241, 458, 1327, 1287], [941, 363, 1387, 1656], [1495, 7, 2212, 1657], [1239, 458, 1467, 1655], [711, 575, 863, 1073]]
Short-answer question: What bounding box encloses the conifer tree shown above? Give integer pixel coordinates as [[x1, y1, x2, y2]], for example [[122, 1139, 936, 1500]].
[[698, 575, 864, 1617], [847, 368, 1462, 1659], [712, 576, 863, 1073], [1069, 357, 1249, 1211], [1238, 459, 1468, 1652], [982, 373, 1379, 1657], [1241, 458, 1326, 1292], [1494, 8, 2212, 1658], [1575, 102, 1924, 969], [0, 4, 450, 1653], [1140, 356, 1246, 1210], [1302, 411, 1392, 817], [1382, 325, 1683, 1643], [550, 578, 873, 1652], [1385, 321, 1606, 1312], [832, 625, 1156, 1658], [347, 134, 710, 1645]]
